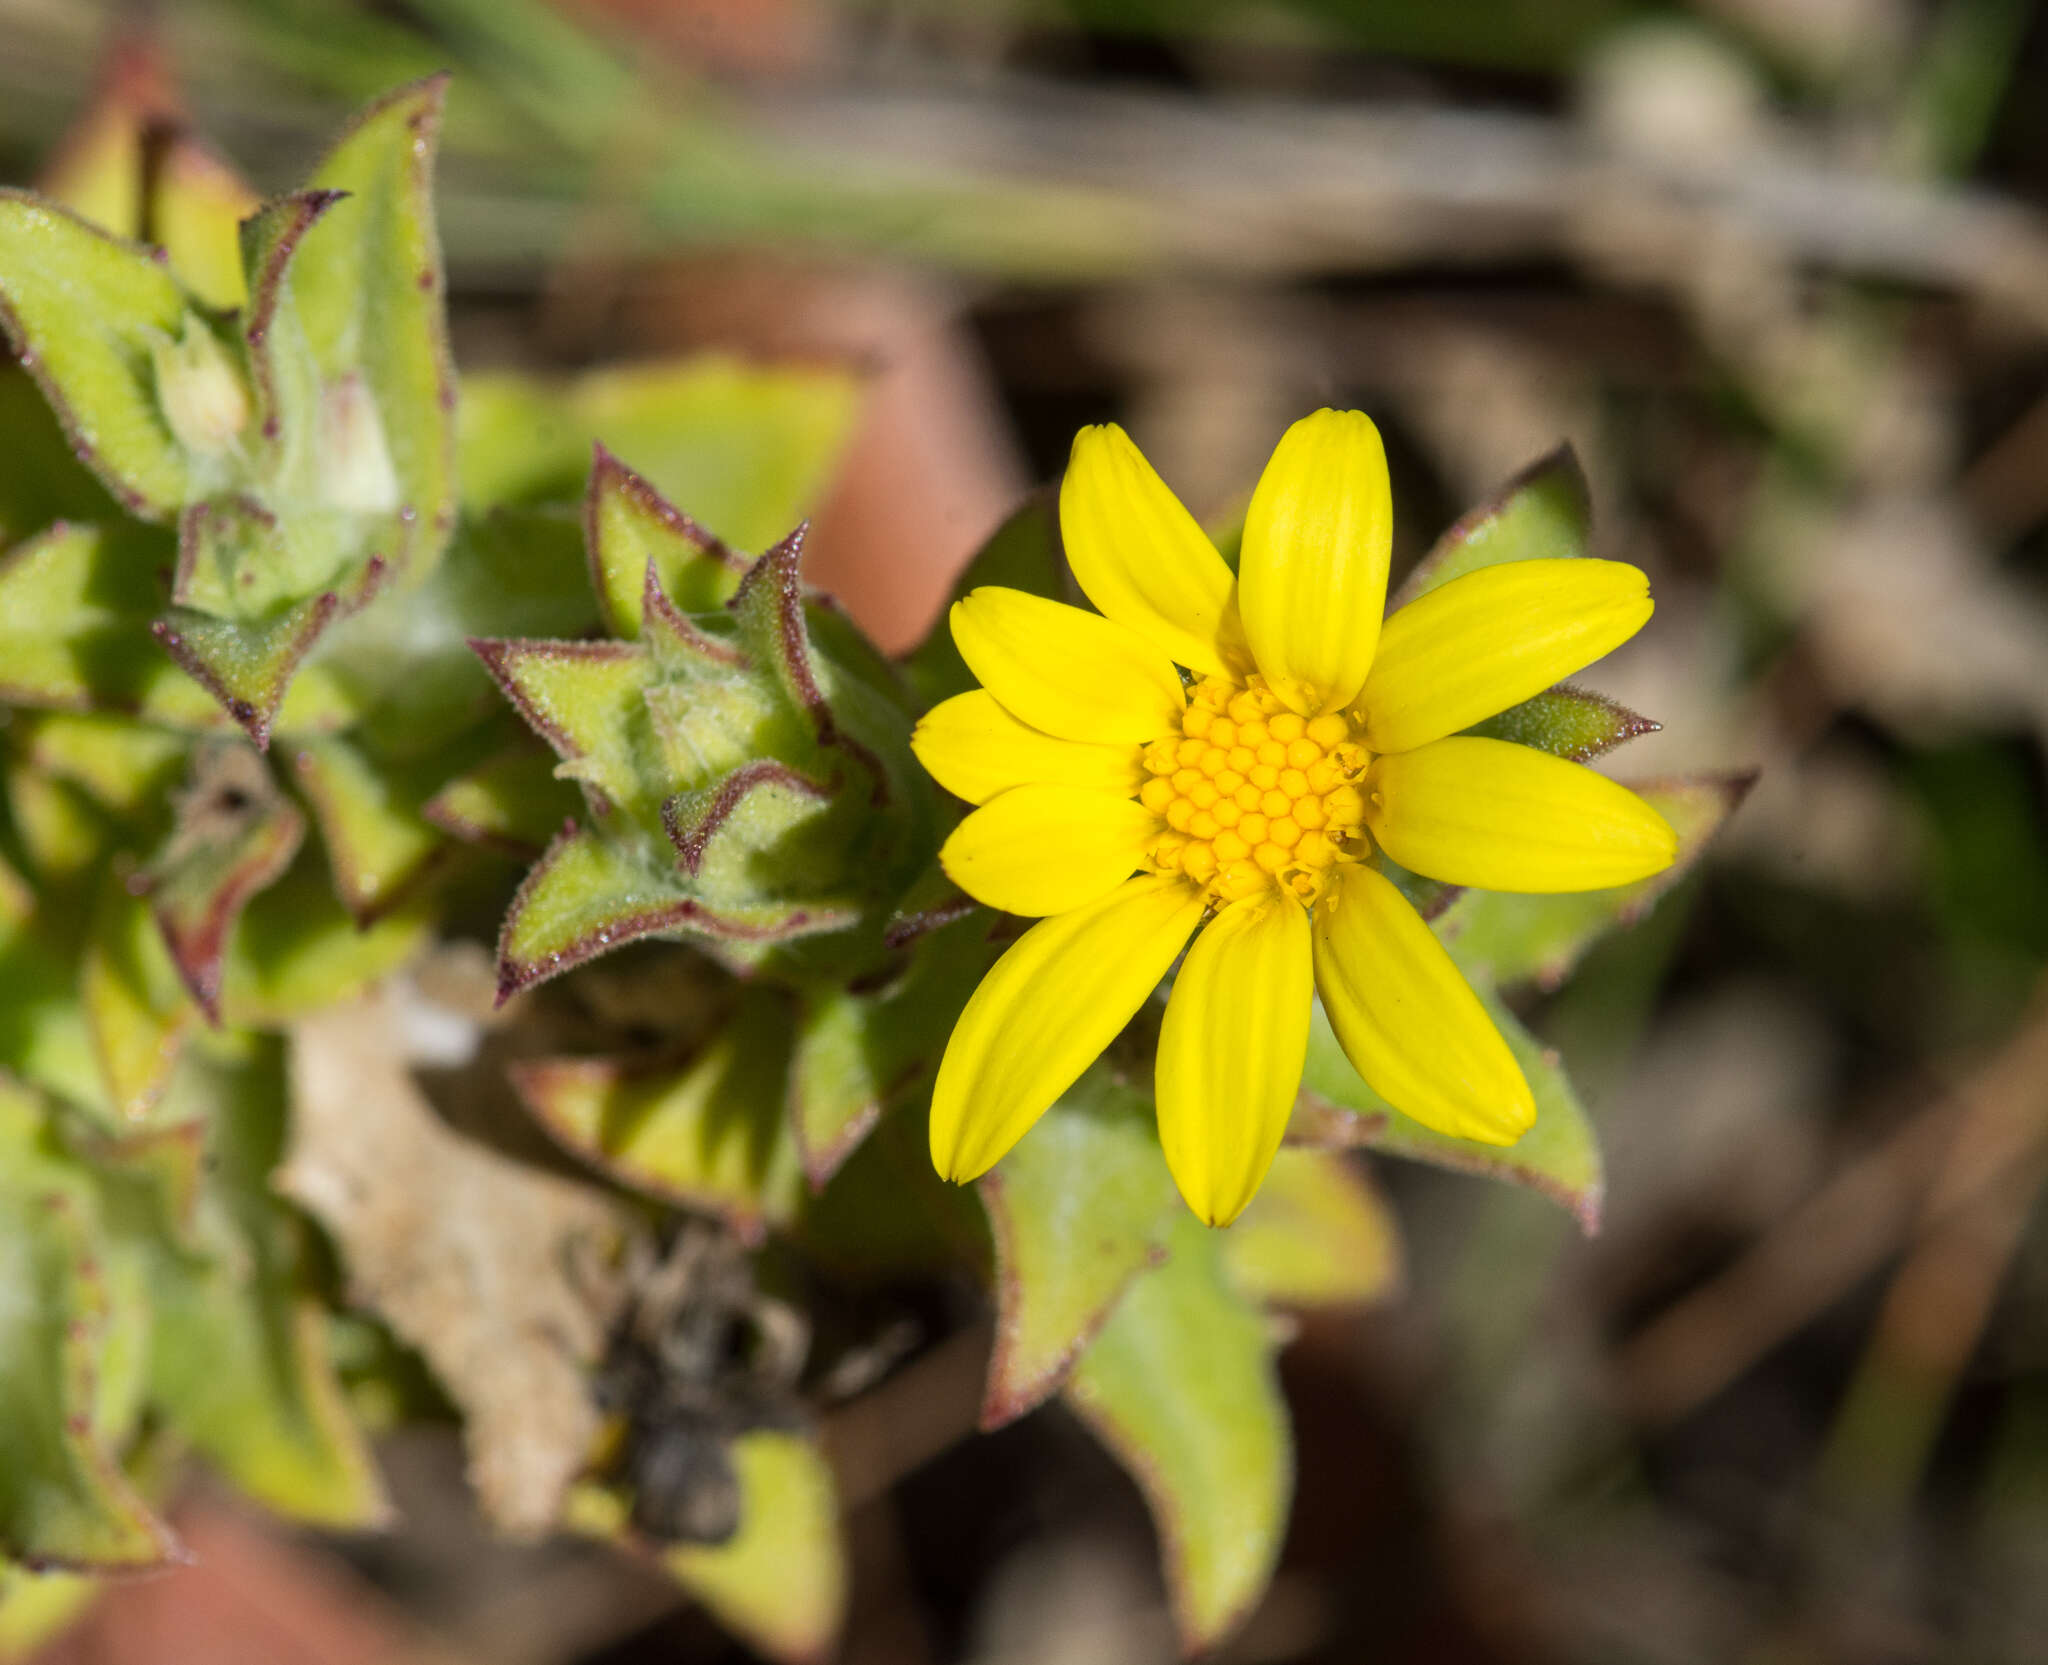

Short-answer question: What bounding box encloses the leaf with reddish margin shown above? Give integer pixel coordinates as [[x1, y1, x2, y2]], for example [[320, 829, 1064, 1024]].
[[287, 734, 448, 925], [788, 913, 994, 1188], [585, 444, 745, 635], [1221, 1148, 1402, 1309], [1291, 988, 1604, 1234], [495, 821, 861, 1001], [1064, 1214, 1290, 1655], [976, 1066, 1177, 1430], [80, 874, 194, 1123], [662, 761, 840, 892], [292, 75, 458, 582], [237, 191, 342, 461], [469, 637, 652, 820], [510, 989, 805, 1243], [1436, 772, 1757, 993], [218, 855, 433, 1028], [1393, 443, 1593, 607], [421, 741, 583, 856], [0, 189, 201, 519], [142, 739, 304, 1022], [0, 1082, 179, 1571], [1465, 681, 1659, 763], [151, 592, 341, 751]]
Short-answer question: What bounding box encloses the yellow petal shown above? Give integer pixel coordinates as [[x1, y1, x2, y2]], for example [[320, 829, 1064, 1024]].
[[931, 875, 1207, 1181], [913, 690, 1143, 806], [950, 587, 1185, 744], [1360, 558, 1653, 753], [1311, 863, 1532, 1143], [1238, 409, 1392, 715], [1156, 892, 1312, 1226], [939, 785, 1157, 917], [1060, 424, 1242, 677], [1366, 737, 1679, 893]]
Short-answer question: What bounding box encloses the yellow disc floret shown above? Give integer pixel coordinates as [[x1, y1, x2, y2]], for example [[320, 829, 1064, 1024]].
[[1140, 674, 1372, 904]]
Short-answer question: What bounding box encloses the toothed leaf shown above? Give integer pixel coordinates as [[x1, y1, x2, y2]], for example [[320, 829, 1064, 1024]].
[[1465, 681, 1659, 763], [1064, 1215, 1290, 1655], [152, 594, 340, 750], [1293, 989, 1604, 1233], [217, 856, 433, 1027], [1394, 444, 1593, 605], [586, 446, 744, 635], [287, 734, 447, 923], [1437, 773, 1754, 992], [420, 741, 582, 855], [977, 1065, 1177, 1429]]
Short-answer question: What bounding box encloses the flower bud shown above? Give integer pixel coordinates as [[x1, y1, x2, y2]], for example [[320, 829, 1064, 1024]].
[[151, 315, 250, 457]]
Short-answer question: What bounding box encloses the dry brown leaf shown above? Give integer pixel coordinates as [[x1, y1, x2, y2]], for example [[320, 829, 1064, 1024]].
[[281, 990, 631, 1536]]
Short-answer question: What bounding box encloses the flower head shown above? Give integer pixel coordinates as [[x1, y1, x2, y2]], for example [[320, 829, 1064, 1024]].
[[913, 411, 1677, 1225]]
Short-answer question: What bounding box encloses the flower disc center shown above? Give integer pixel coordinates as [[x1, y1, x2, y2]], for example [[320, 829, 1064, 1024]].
[[1138, 674, 1371, 905]]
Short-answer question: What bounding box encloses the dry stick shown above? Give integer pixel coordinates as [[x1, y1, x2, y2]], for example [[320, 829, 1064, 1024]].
[[821, 1319, 994, 1514], [1613, 986, 2048, 1428]]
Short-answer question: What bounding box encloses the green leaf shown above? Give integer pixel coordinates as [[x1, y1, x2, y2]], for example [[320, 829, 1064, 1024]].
[[217, 855, 435, 1028], [142, 740, 305, 1021], [80, 876, 194, 1124], [17, 714, 188, 821], [293, 76, 458, 580], [0, 1559, 100, 1658], [1065, 1214, 1290, 1654], [1435, 772, 1756, 993], [902, 492, 1065, 708], [788, 913, 992, 1187], [1465, 682, 1658, 763], [585, 444, 748, 635], [0, 1089, 174, 1570], [420, 741, 581, 855], [471, 638, 655, 820], [509, 989, 805, 1241], [151, 594, 343, 751], [568, 1431, 848, 1665], [0, 191, 207, 518], [1293, 990, 1604, 1232], [1222, 1148, 1403, 1309], [661, 1432, 846, 1665], [976, 1066, 1176, 1428], [287, 734, 447, 924], [459, 356, 861, 554], [1393, 444, 1591, 606], [122, 1046, 389, 1528], [0, 366, 122, 547]]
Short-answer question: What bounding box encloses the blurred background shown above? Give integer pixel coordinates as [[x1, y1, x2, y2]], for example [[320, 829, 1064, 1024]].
[[5, 0, 2048, 1660]]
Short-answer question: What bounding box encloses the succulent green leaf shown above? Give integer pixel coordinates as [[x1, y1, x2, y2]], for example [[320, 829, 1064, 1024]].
[[1293, 989, 1604, 1232], [217, 856, 434, 1027], [0, 191, 206, 518], [460, 356, 861, 554], [0, 1089, 175, 1570], [142, 740, 305, 1022], [660, 1432, 846, 1665], [0, 1559, 100, 1657], [788, 913, 993, 1186], [794, 1103, 992, 1285], [0, 522, 219, 726], [4, 759, 114, 888], [124, 1046, 389, 1527], [291, 76, 457, 578], [903, 491, 1065, 708], [0, 367, 122, 547], [1393, 444, 1592, 606], [663, 762, 841, 893], [585, 445, 746, 635], [151, 594, 342, 751], [80, 876, 193, 1123], [1064, 1214, 1290, 1654], [0, 929, 105, 1119], [977, 1065, 1178, 1429], [419, 740, 581, 855], [1436, 772, 1756, 993], [495, 824, 858, 1001], [17, 715, 188, 821], [471, 638, 654, 819], [569, 1430, 848, 1665], [1222, 1148, 1402, 1309], [1465, 682, 1659, 763], [509, 989, 805, 1241], [287, 735, 447, 924]]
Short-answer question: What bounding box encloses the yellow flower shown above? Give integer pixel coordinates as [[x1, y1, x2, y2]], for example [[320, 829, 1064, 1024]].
[[912, 411, 1677, 1226]]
